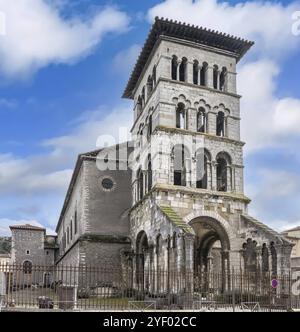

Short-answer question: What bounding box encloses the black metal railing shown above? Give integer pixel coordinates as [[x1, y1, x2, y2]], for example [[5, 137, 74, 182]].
[[0, 263, 299, 312]]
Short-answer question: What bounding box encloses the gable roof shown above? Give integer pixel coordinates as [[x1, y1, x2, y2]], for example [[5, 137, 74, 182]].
[[10, 224, 45, 232], [55, 142, 133, 233], [123, 17, 254, 99]]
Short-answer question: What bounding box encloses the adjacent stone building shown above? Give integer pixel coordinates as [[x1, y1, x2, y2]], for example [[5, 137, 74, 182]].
[[55, 143, 133, 271], [9, 224, 56, 285]]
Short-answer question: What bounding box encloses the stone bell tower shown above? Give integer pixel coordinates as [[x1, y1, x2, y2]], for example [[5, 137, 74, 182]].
[[123, 17, 292, 292]]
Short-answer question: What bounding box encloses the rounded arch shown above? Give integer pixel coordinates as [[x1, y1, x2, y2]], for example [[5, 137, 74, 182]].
[[23, 260, 33, 274], [189, 215, 231, 291], [216, 151, 232, 165], [216, 151, 232, 192], [171, 55, 178, 80], [189, 216, 231, 252], [200, 62, 208, 86], [136, 230, 149, 253], [179, 57, 188, 82], [193, 59, 199, 85]]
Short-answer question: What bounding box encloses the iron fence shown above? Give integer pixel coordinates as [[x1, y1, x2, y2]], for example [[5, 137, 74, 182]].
[[0, 263, 299, 312]]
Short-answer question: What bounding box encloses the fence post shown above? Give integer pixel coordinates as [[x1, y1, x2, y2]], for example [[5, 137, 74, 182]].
[[232, 268, 235, 312]]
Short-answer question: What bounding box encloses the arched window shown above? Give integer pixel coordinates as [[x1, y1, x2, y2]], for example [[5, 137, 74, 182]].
[[216, 153, 230, 192], [152, 66, 157, 86], [262, 243, 269, 273], [270, 242, 277, 277], [23, 260, 32, 274], [213, 65, 219, 89], [179, 57, 187, 82], [216, 111, 225, 137], [147, 75, 153, 97], [136, 96, 142, 117], [147, 114, 153, 139], [137, 168, 144, 201], [147, 154, 152, 192], [176, 103, 186, 129], [220, 67, 227, 91], [141, 87, 146, 107], [193, 60, 199, 85], [200, 62, 208, 86], [196, 149, 210, 189], [197, 107, 206, 133], [173, 144, 187, 186], [171, 56, 178, 80], [243, 239, 258, 273]]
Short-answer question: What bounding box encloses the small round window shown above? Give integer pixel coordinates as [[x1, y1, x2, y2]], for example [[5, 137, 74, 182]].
[[101, 177, 115, 191]]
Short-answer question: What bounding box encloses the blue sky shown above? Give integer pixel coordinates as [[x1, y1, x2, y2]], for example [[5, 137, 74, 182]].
[[0, 0, 300, 235]]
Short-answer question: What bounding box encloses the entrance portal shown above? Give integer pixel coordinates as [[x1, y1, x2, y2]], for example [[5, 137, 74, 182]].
[[190, 217, 231, 293]]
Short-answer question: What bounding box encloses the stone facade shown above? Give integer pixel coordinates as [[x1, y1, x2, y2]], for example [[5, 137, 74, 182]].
[[9, 225, 56, 285], [55, 144, 133, 272], [125, 18, 293, 293]]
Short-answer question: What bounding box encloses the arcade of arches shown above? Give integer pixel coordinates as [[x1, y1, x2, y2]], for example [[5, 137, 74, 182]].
[[133, 215, 282, 293]]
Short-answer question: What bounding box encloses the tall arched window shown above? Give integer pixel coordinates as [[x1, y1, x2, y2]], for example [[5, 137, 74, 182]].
[[147, 75, 153, 97], [152, 66, 157, 86], [137, 96, 142, 117], [262, 243, 269, 273], [137, 168, 144, 201], [141, 87, 146, 107], [200, 62, 208, 86], [173, 144, 187, 186], [147, 154, 152, 192], [147, 114, 153, 139], [23, 260, 32, 274], [243, 239, 258, 273], [220, 67, 227, 91], [216, 111, 225, 137], [171, 56, 178, 80], [179, 57, 187, 82], [196, 149, 210, 189], [193, 60, 199, 85], [213, 65, 219, 89], [176, 103, 186, 129], [197, 107, 206, 133], [270, 242, 277, 277], [216, 153, 230, 192]]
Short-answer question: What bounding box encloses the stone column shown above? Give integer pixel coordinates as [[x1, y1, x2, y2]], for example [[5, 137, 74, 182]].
[[211, 161, 217, 191], [227, 166, 232, 192], [207, 161, 212, 190], [206, 66, 214, 89], [198, 65, 201, 85], [184, 234, 195, 294], [187, 61, 193, 84], [177, 61, 181, 81]]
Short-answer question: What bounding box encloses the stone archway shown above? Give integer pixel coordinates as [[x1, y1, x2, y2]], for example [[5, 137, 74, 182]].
[[189, 216, 231, 293], [135, 231, 149, 291]]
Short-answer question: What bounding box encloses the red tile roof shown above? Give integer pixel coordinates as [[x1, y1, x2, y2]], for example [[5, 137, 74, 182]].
[[9, 224, 45, 232]]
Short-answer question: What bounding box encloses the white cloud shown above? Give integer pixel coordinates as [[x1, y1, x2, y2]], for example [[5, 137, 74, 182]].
[[148, 0, 300, 59], [113, 44, 142, 74], [0, 0, 130, 79], [239, 60, 300, 152], [0, 104, 132, 235]]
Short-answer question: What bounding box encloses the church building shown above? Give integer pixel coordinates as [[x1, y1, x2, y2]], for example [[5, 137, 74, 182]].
[[55, 18, 293, 292]]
